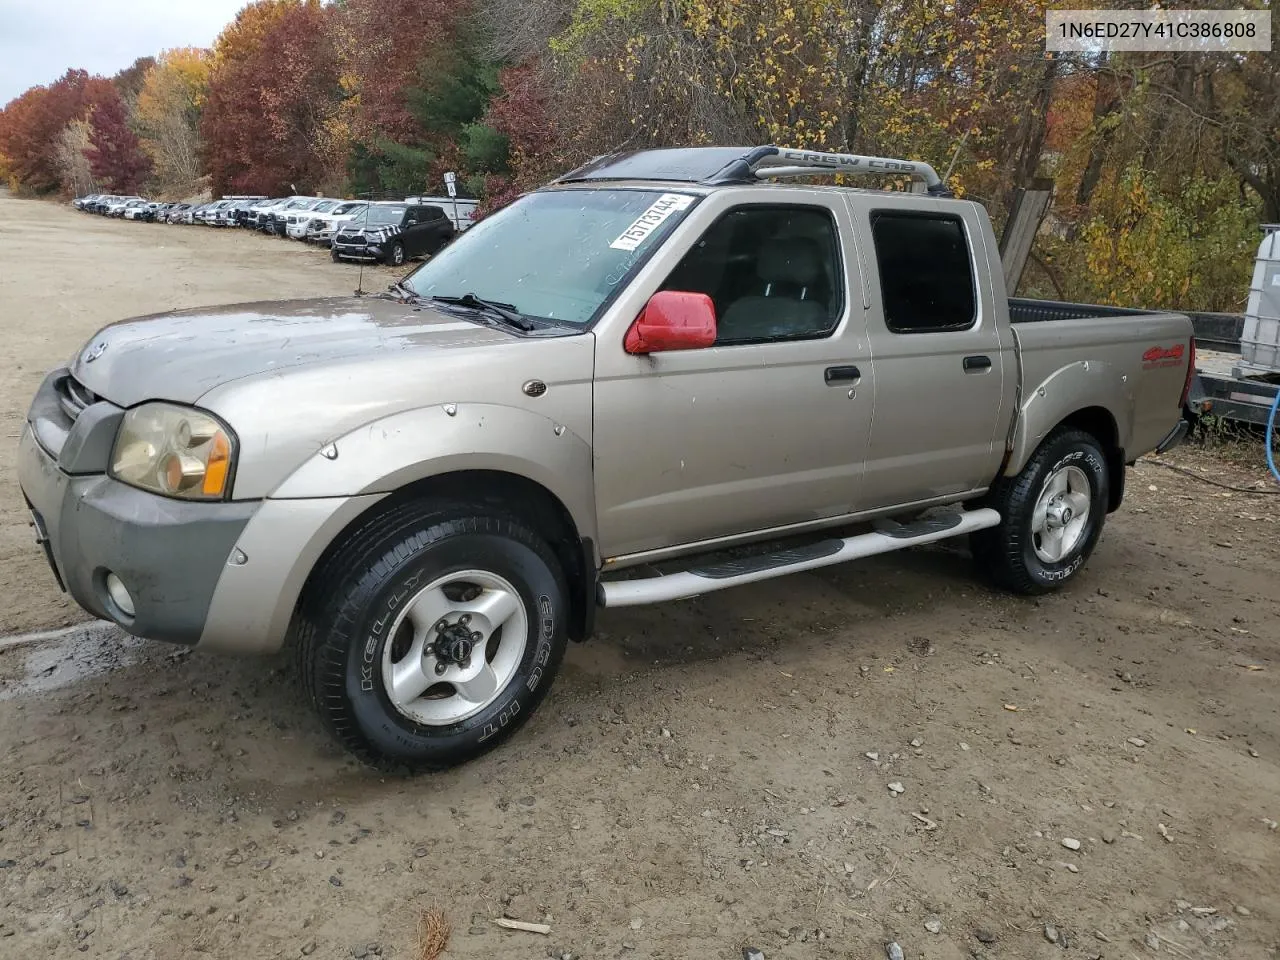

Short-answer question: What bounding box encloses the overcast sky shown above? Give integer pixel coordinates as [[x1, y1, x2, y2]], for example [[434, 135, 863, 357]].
[[0, 0, 249, 106]]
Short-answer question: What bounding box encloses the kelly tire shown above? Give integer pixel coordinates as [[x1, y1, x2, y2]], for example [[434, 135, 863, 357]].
[[971, 427, 1109, 595]]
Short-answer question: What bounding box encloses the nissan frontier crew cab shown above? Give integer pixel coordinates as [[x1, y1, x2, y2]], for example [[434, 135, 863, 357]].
[[18, 146, 1195, 770]]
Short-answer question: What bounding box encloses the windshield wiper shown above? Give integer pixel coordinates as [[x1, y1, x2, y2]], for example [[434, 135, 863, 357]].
[[431, 293, 535, 332]]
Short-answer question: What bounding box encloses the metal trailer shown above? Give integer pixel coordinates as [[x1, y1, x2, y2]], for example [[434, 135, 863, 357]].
[[1185, 311, 1280, 427]]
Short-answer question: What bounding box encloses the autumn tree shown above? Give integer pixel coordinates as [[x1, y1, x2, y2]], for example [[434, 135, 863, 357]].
[[201, 0, 341, 195], [54, 119, 97, 196], [1197, 50, 1280, 222], [87, 88, 153, 192], [136, 47, 211, 191], [469, 61, 555, 211], [112, 56, 157, 108], [0, 69, 116, 193], [338, 0, 483, 194]]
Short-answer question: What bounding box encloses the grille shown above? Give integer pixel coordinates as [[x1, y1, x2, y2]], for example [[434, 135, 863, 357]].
[[57, 375, 97, 422]]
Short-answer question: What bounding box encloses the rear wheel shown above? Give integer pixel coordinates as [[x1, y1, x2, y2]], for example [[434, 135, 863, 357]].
[[296, 500, 569, 771], [971, 428, 1109, 594]]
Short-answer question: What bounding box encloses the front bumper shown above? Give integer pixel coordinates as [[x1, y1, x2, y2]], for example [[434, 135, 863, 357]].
[[17, 369, 388, 655], [333, 241, 384, 261], [18, 424, 258, 645]]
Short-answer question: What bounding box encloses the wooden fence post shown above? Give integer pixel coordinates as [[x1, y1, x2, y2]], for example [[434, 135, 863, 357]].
[[999, 178, 1055, 295]]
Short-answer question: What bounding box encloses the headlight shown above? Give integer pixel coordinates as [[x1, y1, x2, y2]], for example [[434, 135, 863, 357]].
[[111, 403, 235, 500]]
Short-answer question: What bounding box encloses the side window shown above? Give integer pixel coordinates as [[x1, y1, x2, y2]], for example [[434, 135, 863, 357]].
[[870, 211, 976, 333], [659, 205, 844, 345], [422, 206, 445, 222]]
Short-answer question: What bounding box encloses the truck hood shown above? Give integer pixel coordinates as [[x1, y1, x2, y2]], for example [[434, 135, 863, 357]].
[[70, 296, 526, 407]]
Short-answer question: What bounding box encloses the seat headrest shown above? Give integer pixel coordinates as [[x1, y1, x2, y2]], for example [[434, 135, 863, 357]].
[[758, 237, 822, 286]]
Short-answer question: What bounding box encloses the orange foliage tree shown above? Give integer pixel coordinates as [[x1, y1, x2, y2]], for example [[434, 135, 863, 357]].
[[201, 0, 340, 196]]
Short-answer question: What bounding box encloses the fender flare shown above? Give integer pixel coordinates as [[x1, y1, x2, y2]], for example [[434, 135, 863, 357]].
[[1005, 360, 1132, 476], [270, 402, 599, 547]]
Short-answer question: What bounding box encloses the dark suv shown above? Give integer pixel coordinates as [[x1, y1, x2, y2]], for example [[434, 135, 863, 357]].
[[331, 203, 455, 266]]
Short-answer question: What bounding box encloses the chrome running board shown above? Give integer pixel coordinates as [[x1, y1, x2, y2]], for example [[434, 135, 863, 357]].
[[599, 508, 1001, 608]]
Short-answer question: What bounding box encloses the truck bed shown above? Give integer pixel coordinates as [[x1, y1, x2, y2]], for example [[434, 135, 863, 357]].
[[1008, 298, 1194, 463], [1011, 298, 1279, 428]]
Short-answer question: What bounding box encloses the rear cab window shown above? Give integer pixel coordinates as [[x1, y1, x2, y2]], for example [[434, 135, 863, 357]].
[[869, 211, 977, 333]]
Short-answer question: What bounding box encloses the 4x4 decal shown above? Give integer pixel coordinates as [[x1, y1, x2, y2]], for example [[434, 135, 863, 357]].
[[1142, 344, 1185, 369]]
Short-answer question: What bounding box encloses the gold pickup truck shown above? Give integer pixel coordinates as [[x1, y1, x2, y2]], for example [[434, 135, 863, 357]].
[[18, 146, 1194, 770]]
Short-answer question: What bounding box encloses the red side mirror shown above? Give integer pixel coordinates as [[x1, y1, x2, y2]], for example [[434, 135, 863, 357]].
[[624, 291, 717, 355]]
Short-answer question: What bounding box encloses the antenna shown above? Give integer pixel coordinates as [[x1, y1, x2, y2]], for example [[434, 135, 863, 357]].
[[354, 191, 373, 297]]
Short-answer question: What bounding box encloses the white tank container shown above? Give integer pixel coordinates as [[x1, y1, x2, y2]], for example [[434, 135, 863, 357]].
[[1243, 224, 1280, 371]]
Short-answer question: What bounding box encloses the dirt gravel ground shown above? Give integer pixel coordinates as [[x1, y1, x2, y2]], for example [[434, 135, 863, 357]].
[[1, 196, 1278, 960]]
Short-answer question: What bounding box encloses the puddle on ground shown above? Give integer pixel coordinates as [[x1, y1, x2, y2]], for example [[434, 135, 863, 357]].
[[0, 624, 144, 700]]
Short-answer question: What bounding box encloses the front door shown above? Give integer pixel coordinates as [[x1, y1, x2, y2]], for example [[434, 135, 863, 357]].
[[400, 208, 424, 256], [592, 196, 875, 559]]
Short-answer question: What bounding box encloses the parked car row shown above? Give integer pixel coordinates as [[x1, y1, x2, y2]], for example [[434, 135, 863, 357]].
[[71, 191, 478, 266]]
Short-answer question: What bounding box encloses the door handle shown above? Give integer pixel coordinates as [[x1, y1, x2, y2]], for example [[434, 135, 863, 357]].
[[824, 365, 861, 384], [963, 355, 992, 372]]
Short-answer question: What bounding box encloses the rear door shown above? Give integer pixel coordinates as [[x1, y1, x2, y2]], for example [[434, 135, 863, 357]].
[[418, 205, 452, 253], [430, 205, 456, 248], [852, 197, 1014, 508]]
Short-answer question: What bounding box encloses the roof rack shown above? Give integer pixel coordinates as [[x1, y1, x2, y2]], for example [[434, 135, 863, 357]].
[[552, 145, 951, 195], [707, 146, 949, 195]]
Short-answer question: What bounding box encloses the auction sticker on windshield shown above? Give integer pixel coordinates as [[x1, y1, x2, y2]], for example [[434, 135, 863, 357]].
[[610, 193, 696, 251]]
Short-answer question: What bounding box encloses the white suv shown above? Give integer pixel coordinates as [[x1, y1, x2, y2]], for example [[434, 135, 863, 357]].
[[105, 196, 144, 217], [285, 199, 341, 240], [302, 201, 370, 244]]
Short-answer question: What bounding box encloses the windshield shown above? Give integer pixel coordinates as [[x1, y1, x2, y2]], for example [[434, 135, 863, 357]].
[[334, 202, 365, 215], [403, 188, 698, 325], [312, 200, 337, 213], [364, 204, 407, 225]]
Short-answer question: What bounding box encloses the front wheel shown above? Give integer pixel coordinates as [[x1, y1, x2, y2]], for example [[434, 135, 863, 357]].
[[296, 501, 569, 771], [386, 240, 406, 266], [971, 427, 1109, 595]]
